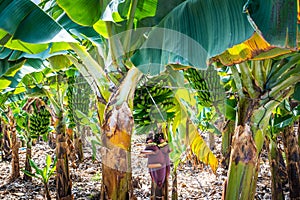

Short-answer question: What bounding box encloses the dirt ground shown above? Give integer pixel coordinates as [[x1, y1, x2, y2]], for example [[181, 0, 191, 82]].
[[0, 134, 288, 199]]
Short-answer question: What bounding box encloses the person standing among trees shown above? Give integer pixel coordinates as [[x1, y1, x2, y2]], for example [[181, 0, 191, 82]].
[[142, 131, 171, 199]]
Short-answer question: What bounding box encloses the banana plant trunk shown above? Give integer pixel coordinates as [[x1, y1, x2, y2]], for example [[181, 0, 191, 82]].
[[2, 123, 11, 161], [75, 125, 83, 162], [24, 137, 32, 181], [55, 111, 73, 200], [100, 102, 134, 200], [10, 109, 20, 181], [281, 125, 300, 199], [100, 67, 142, 200], [223, 59, 298, 199], [223, 98, 261, 200], [267, 138, 285, 200]]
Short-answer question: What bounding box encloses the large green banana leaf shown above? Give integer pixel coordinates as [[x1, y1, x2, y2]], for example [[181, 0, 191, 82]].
[[57, 13, 104, 45], [0, 0, 76, 54], [57, 0, 184, 26], [131, 0, 298, 75], [56, 0, 105, 26], [244, 0, 297, 48], [1, 0, 298, 76]]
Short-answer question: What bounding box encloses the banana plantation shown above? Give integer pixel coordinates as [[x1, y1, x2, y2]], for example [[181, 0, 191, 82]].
[[0, 0, 300, 199]]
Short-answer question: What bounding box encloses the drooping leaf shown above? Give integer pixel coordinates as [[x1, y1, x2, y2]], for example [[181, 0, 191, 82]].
[[213, 33, 288, 66], [57, 13, 104, 45], [48, 55, 72, 71], [0, 57, 47, 94], [132, 0, 298, 75], [189, 124, 218, 173], [131, 0, 256, 74], [0, 0, 76, 44], [244, 0, 298, 48]]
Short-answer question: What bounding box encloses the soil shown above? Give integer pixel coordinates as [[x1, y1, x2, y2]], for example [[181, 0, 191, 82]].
[[0, 134, 289, 200]]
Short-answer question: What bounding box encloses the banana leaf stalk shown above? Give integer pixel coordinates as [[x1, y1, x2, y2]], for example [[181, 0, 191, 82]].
[[221, 120, 235, 168]]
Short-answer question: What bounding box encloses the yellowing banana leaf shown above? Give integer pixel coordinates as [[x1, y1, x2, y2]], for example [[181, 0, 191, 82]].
[[212, 33, 270, 66], [189, 124, 218, 173], [213, 33, 294, 66], [298, 2, 300, 24], [4, 40, 48, 55]]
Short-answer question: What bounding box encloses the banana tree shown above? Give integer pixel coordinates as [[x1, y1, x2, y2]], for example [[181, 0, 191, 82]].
[[1, 0, 299, 199], [219, 55, 300, 199], [43, 71, 74, 200], [0, 48, 74, 198], [19, 97, 51, 181]]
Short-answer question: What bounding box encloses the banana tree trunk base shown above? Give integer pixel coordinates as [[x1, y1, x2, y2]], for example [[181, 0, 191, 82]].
[[100, 102, 137, 200], [101, 164, 132, 200], [74, 137, 84, 162], [56, 116, 73, 200], [24, 141, 32, 181], [56, 140, 73, 200], [101, 146, 133, 200], [223, 125, 259, 200]]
